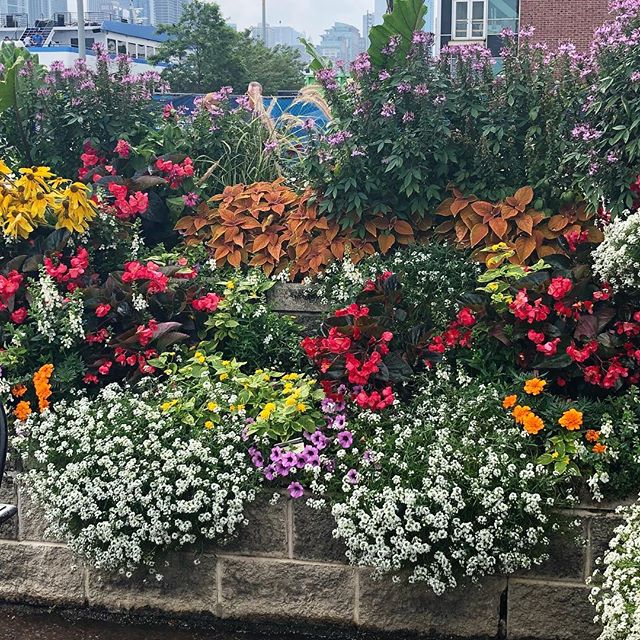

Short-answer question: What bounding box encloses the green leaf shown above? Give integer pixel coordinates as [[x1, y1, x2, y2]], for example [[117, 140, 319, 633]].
[[368, 0, 427, 67]]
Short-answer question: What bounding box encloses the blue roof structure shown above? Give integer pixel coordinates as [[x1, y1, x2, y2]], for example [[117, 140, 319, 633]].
[[100, 20, 170, 43]]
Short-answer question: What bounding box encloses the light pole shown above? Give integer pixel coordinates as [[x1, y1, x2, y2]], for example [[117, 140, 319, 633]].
[[262, 0, 267, 46], [77, 0, 86, 59]]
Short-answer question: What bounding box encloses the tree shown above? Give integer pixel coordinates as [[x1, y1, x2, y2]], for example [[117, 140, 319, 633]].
[[152, 1, 305, 95], [151, 1, 246, 93], [238, 37, 305, 95]]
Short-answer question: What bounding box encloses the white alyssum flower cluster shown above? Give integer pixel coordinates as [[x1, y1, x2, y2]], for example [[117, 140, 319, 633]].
[[15, 383, 258, 576], [328, 372, 573, 594], [592, 210, 640, 291], [28, 268, 84, 349], [590, 500, 640, 640]]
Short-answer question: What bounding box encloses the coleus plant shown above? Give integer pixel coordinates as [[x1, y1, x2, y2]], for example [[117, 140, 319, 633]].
[[435, 186, 603, 266]]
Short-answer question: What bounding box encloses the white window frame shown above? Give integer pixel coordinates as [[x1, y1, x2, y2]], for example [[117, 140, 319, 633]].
[[452, 0, 488, 40]]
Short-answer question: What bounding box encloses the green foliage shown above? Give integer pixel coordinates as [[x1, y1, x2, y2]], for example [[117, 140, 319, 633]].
[[368, 0, 427, 67], [152, 1, 304, 95]]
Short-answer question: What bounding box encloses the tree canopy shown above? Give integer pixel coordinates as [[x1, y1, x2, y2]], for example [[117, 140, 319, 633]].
[[152, 1, 306, 95]]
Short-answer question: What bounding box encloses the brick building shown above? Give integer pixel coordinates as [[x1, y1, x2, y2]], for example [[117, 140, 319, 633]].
[[433, 0, 611, 55]]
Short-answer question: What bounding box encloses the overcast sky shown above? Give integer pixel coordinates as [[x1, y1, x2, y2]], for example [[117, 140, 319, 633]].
[[212, 0, 374, 41]]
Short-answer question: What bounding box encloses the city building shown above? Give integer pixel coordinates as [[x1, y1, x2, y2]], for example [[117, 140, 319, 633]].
[[434, 0, 608, 55], [149, 0, 188, 27], [317, 22, 364, 64], [249, 22, 309, 62], [0, 17, 168, 73], [362, 11, 374, 46]]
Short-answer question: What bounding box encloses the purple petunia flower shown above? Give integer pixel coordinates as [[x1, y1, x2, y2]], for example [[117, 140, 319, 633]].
[[346, 469, 359, 484], [288, 482, 304, 499], [337, 431, 353, 449], [263, 465, 275, 481], [270, 446, 283, 462], [331, 415, 347, 430], [310, 431, 328, 450], [280, 451, 298, 469]]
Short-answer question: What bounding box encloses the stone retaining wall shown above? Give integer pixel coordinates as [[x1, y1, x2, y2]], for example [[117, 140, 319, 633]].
[[0, 285, 626, 639], [0, 476, 626, 640]]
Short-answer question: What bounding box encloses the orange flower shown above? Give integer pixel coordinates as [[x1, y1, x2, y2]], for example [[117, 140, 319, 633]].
[[524, 378, 546, 396], [522, 412, 545, 435], [33, 363, 54, 412], [593, 443, 607, 454], [11, 384, 27, 398], [558, 408, 583, 431], [14, 400, 32, 421], [585, 429, 600, 443], [503, 395, 518, 409], [512, 405, 532, 424]]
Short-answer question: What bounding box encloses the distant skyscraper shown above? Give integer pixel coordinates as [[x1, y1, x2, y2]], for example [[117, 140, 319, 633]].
[[149, 0, 188, 26], [250, 22, 310, 62], [317, 22, 364, 64], [362, 11, 374, 45], [27, 0, 64, 21], [0, 0, 26, 18]]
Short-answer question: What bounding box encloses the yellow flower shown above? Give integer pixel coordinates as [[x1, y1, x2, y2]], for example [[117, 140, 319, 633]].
[[258, 402, 277, 421], [194, 351, 205, 364], [207, 401, 218, 411], [296, 403, 307, 412], [161, 400, 178, 412], [524, 378, 546, 396], [219, 372, 229, 381], [558, 409, 583, 431], [221, 360, 231, 366], [502, 395, 517, 409], [0, 159, 11, 175], [551, 451, 559, 459], [226, 281, 235, 290], [285, 396, 297, 407], [204, 420, 214, 429], [487, 282, 499, 292], [236, 404, 245, 411], [263, 374, 270, 381], [230, 404, 236, 411], [255, 369, 264, 374]]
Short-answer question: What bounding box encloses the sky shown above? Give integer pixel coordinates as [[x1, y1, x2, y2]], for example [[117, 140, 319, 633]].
[[212, 0, 374, 42]]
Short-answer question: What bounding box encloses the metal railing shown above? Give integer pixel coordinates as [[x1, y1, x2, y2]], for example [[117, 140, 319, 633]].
[[0, 13, 28, 29]]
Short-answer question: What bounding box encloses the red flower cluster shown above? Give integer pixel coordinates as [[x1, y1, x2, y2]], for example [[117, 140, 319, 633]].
[[135, 318, 158, 347], [114, 345, 157, 374], [107, 183, 149, 219], [426, 307, 476, 357], [155, 157, 194, 189], [121, 261, 168, 294], [44, 247, 90, 292], [355, 386, 395, 411], [114, 139, 131, 159], [0, 271, 23, 311], [510, 290, 551, 324], [191, 292, 222, 313]]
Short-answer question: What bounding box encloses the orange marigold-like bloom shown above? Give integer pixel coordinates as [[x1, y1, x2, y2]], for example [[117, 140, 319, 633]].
[[558, 408, 583, 431], [503, 395, 518, 409], [593, 443, 607, 454], [11, 384, 27, 398], [524, 378, 546, 396], [14, 400, 32, 421], [512, 405, 532, 424], [522, 412, 545, 435], [585, 430, 600, 443], [33, 363, 54, 412]]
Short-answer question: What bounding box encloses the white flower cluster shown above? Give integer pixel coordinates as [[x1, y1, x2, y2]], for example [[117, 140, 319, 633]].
[[592, 211, 640, 291], [28, 269, 84, 349], [328, 372, 573, 594], [15, 383, 258, 576], [590, 500, 640, 640]]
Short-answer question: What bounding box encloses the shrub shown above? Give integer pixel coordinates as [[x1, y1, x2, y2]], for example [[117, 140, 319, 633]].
[[15, 383, 259, 575], [324, 371, 574, 593]]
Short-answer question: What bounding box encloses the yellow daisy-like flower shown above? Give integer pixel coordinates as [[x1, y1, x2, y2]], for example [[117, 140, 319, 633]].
[[194, 351, 205, 364], [204, 420, 214, 430], [219, 372, 229, 381], [207, 401, 218, 411], [285, 396, 297, 407], [226, 281, 235, 290], [161, 399, 178, 412], [296, 403, 307, 412], [524, 378, 546, 396], [0, 159, 12, 175]]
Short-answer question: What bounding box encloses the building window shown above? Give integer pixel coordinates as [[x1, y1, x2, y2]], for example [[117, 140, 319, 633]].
[[107, 38, 116, 53], [487, 0, 519, 35], [453, 0, 486, 39]]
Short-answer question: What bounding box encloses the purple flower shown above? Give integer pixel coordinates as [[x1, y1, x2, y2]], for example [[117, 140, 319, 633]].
[[182, 192, 200, 207], [263, 465, 275, 481], [378, 70, 391, 81], [345, 469, 359, 484], [352, 52, 371, 76], [270, 446, 283, 462], [251, 452, 264, 468], [316, 68, 339, 91], [288, 482, 304, 499], [412, 31, 434, 46], [264, 140, 278, 154], [302, 118, 316, 130], [326, 130, 353, 146], [274, 461, 291, 476], [310, 430, 328, 450], [337, 431, 353, 449], [402, 111, 415, 124], [380, 102, 396, 118], [280, 451, 298, 469], [382, 35, 401, 55], [331, 414, 346, 430], [632, 71, 640, 82], [396, 82, 412, 93]]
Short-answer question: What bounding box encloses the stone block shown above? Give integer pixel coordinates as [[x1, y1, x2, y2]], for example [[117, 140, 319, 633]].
[[519, 519, 587, 581], [86, 552, 217, 615], [220, 556, 355, 624], [268, 283, 326, 314], [0, 541, 85, 605], [589, 515, 625, 576], [0, 474, 18, 540], [507, 580, 599, 640], [358, 572, 505, 637], [292, 500, 347, 563], [18, 481, 61, 543], [222, 495, 288, 558]]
